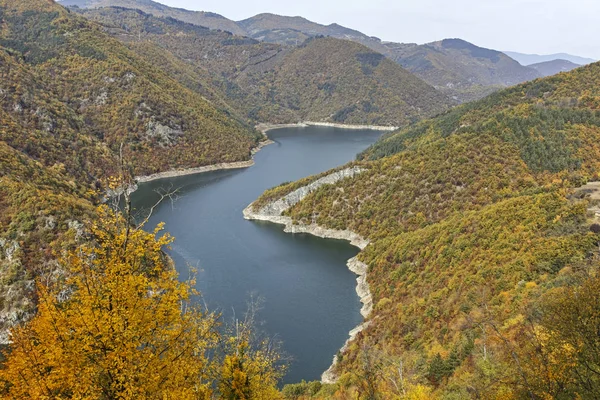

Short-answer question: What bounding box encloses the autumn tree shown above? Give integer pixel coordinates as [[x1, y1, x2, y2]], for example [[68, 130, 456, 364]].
[[517, 273, 600, 399], [0, 205, 283, 399], [219, 297, 286, 400]]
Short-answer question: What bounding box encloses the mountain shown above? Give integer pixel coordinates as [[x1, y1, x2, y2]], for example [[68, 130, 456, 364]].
[[0, 0, 453, 338], [61, 1, 548, 103], [0, 0, 265, 336], [73, 6, 452, 126], [504, 50, 596, 66], [252, 60, 600, 397], [238, 12, 388, 52], [67, 1, 597, 103], [529, 59, 581, 77], [384, 38, 541, 102], [58, 0, 246, 34], [238, 15, 544, 103]]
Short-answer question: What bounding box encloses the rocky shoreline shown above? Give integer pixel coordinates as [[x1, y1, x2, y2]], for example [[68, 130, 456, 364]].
[[135, 139, 274, 184], [135, 120, 395, 184], [135, 160, 255, 184], [242, 166, 373, 384], [256, 121, 398, 134]]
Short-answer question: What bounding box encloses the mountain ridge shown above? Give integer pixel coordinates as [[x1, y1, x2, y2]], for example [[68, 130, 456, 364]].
[[74, 5, 452, 126], [61, 0, 594, 103], [504, 50, 596, 66], [252, 58, 600, 397], [529, 59, 581, 77]]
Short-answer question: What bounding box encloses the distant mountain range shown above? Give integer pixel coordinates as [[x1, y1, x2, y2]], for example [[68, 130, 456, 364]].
[[60, 0, 594, 103], [74, 6, 451, 126], [529, 59, 582, 77], [382, 39, 540, 102], [59, 0, 247, 34], [504, 51, 596, 66]]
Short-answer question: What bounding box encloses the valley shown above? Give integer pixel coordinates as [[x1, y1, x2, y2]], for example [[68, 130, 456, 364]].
[[1, 0, 599, 398], [130, 126, 383, 384]]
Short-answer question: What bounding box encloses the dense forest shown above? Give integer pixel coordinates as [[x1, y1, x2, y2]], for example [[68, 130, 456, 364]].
[[0, 0, 265, 339], [66, 0, 553, 104], [0, 204, 285, 398], [2, 0, 599, 398], [74, 6, 453, 126], [252, 61, 600, 398]]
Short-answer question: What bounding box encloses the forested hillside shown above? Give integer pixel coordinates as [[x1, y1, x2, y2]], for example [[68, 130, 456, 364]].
[[0, 0, 264, 337], [385, 39, 541, 102], [67, 0, 594, 105], [74, 6, 452, 126], [254, 61, 600, 398]]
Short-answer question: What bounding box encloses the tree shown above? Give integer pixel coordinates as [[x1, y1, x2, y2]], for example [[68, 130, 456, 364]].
[[219, 298, 286, 400], [518, 273, 600, 399], [0, 205, 283, 399]]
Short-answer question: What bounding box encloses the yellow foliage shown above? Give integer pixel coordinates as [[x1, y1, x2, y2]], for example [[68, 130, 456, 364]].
[[0, 206, 283, 399]]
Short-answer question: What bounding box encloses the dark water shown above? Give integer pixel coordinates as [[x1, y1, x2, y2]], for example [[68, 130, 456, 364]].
[[131, 126, 382, 384]]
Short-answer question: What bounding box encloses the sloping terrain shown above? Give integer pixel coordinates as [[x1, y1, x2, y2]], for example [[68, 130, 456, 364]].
[[254, 61, 600, 398], [235, 14, 547, 103], [63, 0, 549, 104], [0, 0, 264, 336], [74, 6, 453, 126], [529, 59, 580, 77], [59, 0, 246, 34], [238, 12, 388, 52], [384, 39, 542, 102]]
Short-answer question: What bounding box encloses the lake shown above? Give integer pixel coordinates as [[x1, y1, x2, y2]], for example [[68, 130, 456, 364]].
[[131, 126, 382, 384]]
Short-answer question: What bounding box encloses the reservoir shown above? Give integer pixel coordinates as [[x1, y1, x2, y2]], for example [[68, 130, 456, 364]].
[[131, 126, 382, 384]]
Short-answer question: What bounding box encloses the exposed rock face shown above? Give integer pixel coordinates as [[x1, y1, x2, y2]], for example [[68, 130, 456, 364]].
[[242, 166, 373, 383], [144, 120, 183, 147], [250, 167, 363, 217], [0, 239, 34, 345]]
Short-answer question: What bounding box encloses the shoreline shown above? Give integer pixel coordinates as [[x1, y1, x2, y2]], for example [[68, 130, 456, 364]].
[[242, 167, 373, 384], [134, 139, 274, 184], [135, 120, 395, 185], [256, 121, 398, 134]]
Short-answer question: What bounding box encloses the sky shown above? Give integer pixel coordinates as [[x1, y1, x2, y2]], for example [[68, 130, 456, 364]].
[[154, 0, 599, 59]]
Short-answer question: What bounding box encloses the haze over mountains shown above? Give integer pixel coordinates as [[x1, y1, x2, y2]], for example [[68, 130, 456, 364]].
[[529, 59, 582, 77], [504, 50, 596, 66], [61, 0, 594, 102]]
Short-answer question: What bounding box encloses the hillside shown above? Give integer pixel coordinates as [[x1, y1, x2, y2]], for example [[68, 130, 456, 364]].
[[235, 14, 547, 103], [74, 6, 452, 126], [59, 0, 246, 34], [238, 13, 388, 52], [529, 59, 580, 77], [62, 0, 549, 104], [256, 37, 451, 125], [504, 50, 596, 66], [252, 61, 600, 398], [384, 39, 542, 102], [236, 14, 545, 103], [0, 0, 264, 337]]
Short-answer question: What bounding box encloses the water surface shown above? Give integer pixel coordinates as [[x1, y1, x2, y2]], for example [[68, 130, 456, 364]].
[[131, 126, 382, 383]]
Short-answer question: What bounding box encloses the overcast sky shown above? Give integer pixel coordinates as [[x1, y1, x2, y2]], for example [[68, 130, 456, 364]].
[[154, 0, 599, 59]]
